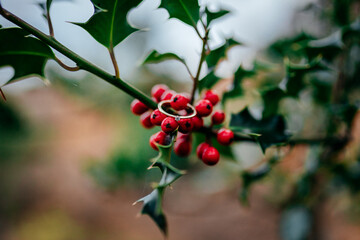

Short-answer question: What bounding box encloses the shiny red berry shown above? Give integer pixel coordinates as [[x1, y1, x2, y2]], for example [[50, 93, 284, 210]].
[[161, 90, 176, 101], [178, 118, 193, 133], [140, 112, 154, 129], [161, 117, 178, 133], [149, 131, 167, 150], [212, 110, 225, 125], [174, 138, 192, 157], [217, 128, 234, 145], [191, 116, 204, 131], [130, 99, 148, 115], [140, 111, 154, 129], [195, 99, 213, 117], [150, 109, 166, 126], [202, 147, 220, 166], [204, 90, 220, 106], [196, 142, 210, 159], [151, 84, 169, 102], [170, 94, 189, 111], [177, 132, 192, 141]]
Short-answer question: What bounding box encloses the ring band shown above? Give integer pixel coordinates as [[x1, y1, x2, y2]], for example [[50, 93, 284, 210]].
[[158, 100, 197, 120]]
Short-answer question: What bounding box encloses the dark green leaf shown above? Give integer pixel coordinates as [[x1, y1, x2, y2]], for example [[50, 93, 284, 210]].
[[222, 65, 255, 104], [284, 57, 328, 98], [206, 38, 241, 69], [333, 0, 351, 26], [160, 0, 200, 27], [0, 28, 55, 85], [260, 87, 286, 118], [267, 32, 314, 60], [198, 70, 221, 92], [230, 108, 290, 153], [143, 50, 185, 65], [136, 138, 184, 236], [205, 7, 230, 24], [136, 189, 167, 235], [280, 205, 312, 240], [73, 0, 142, 48]]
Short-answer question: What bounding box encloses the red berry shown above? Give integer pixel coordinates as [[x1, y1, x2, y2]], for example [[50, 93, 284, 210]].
[[161, 90, 176, 101], [178, 118, 193, 133], [195, 99, 213, 117], [140, 111, 154, 129], [204, 90, 220, 106], [150, 109, 166, 126], [149, 131, 167, 150], [151, 84, 168, 102], [196, 142, 210, 159], [217, 128, 234, 145], [191, 116, 204, 131], [161, 117, 178, 133], [174, 138, 192, 157], [211, 110, 225, 125], [170, 94, 189, 111], [202, 147, 220, 166], [130, 99, 148, 115], [177, 132, 192, 141]]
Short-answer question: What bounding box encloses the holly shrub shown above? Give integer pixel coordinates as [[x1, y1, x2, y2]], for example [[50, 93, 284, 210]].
[[0, 0, 359, 238]]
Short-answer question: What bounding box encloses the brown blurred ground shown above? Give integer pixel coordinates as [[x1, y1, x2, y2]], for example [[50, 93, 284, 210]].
[[2, 87, 360, 240]]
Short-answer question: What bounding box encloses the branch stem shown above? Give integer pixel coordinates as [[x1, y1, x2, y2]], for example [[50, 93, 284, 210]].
[[0, 88, 6, 101], [190, 29, 209, 104], [108, 44, 120, 78], [0, 6, 157, 109]]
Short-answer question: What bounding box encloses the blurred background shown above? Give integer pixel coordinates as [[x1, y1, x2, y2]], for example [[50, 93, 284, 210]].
[[1, 0, 360, 239]]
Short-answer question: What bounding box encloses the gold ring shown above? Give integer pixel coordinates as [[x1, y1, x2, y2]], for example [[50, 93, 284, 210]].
[[158, 100, 197, 120]]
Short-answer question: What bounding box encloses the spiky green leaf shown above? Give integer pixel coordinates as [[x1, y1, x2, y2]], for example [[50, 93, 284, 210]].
[[206, 38, 241, 69], [73, 0, 142, 48], [230, 108, 290, 153], [198, 70, 221, 92], [0, 28, 55, 85], [136, 138, 184, 236], [143, 50, 185, 65], [205, 7, 230, 24], [160, 0, 200, 27]]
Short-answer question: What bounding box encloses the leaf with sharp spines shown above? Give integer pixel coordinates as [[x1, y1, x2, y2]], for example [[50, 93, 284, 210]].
[[261, 87, 286, 118], [206, 38, 242, 69], [198, 70, 221, 92], [72, 0, 142, 48], [230, 107, 290, 153], [284, 57, 328, 98], [135, 188, 167, 235], [136, 137, 184, 236], [222, 65, 254, 104], [0, 28, 55, 86], [160, 0, 200, 28], [143, 50, 185, 65], [205, 7, 230, 24]]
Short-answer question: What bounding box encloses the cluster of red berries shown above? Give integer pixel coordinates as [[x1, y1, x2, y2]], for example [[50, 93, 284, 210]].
[[130, 84, 235, 166]]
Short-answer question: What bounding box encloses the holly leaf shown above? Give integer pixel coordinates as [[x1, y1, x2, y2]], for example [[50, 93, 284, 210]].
[[160, 0, 200, 28], [143, 50, 185, 65], [136, 189, 167, 235], [206, 38, 241, 69], [260, 87, 286, 118], [198, 70, 221, 92], [0, 28, 55, 86], [136, 138, 184, 236], [284, 57, 328, 98], [222, 65, 255, 104], [230, 108, 290, 153], [205, 7, 230, 24], [72, 0, 142, 48]]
